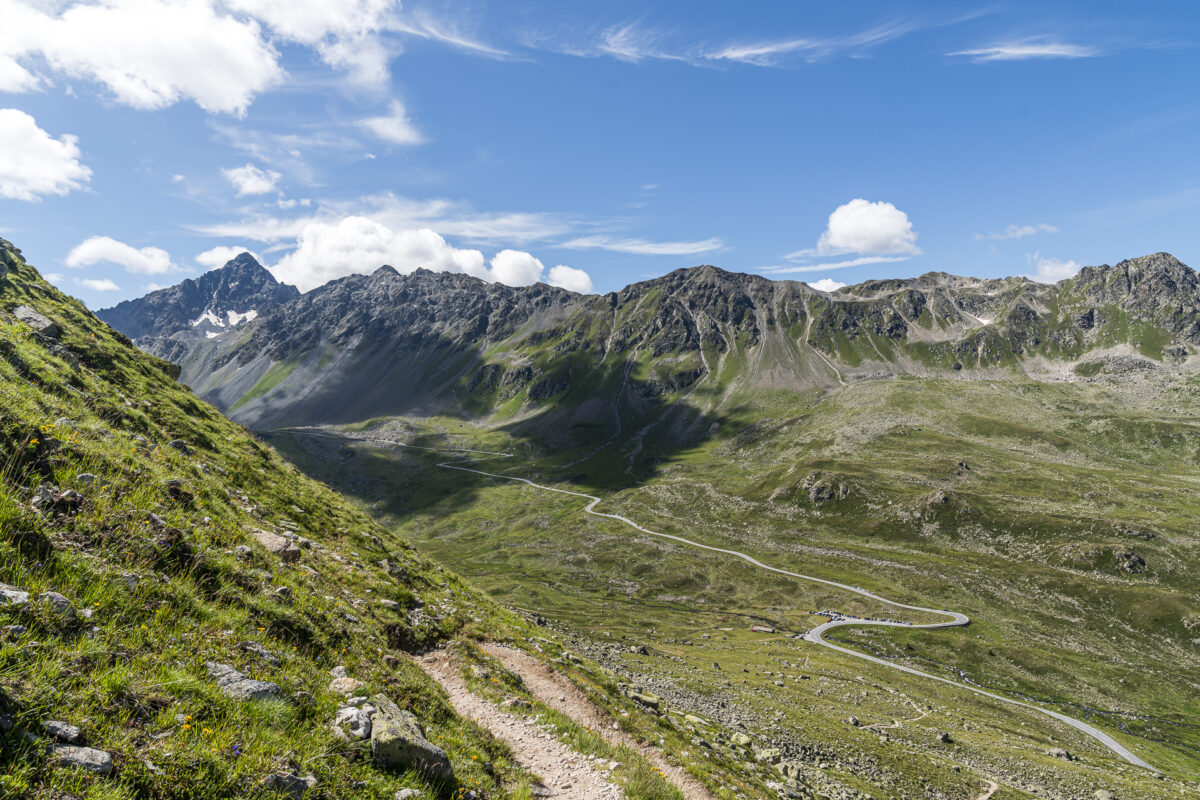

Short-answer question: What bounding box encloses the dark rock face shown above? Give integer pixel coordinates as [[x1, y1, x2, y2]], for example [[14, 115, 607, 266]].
[[96, 253, 299, 341]]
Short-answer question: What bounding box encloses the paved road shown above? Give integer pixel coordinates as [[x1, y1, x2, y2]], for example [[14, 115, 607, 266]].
[[282, 428, 1157, 771]]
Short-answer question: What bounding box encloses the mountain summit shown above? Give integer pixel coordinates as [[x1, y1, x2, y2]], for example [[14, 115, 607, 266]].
[[96, 253, 299, 345]]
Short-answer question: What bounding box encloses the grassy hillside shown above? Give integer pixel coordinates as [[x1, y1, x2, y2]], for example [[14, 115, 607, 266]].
[[0, 243, 768, 800], [271, 373, 1200, 799]]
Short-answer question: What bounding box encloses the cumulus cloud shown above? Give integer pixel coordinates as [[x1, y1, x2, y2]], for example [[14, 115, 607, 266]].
[[487, 250, 544, 286], [359, 100, 423, 145], [222, 163, 281, 196], [795, 198, 920, 258], [808, 278, 847, 292], [66, 236, 175, 274], [1024, 252, 1080, 283], [196, 244, 262, 269], [270, 216, 594, 293], [975, 223, 1058, 240], [547, 265, 593, 293], [78, 277, 121, 292], [0, 109, 92, 201], [0, 0, 284, 114]]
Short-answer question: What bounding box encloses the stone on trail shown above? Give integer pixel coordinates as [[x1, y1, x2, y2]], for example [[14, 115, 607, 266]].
[[52, 744, 113, 775], [370, 694, 452, 781], [206, 661, 280, 701]]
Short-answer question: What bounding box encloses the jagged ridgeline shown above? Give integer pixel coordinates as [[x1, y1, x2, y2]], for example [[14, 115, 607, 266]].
[[0, 240, 755, 798], [101, 251, 1200, 447]]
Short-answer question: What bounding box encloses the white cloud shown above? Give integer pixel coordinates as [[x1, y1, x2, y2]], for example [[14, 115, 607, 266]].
[[225, 0, 397, 45], [78, 277, 121, 292], [808, 278, 847, 292], [803, 198, 920, 258], [271, 216, 483, 291], [975, 223, 1058, 241], [43, 272, 65, 284], [360, 100, 423, 145], [1024, 252, 1080, 283], [66, 236, 175, 274], [547, 265, 593, 293], [487, 250, 545, 286], [763, 255, 912, 274], [0, 109, 92, 201], [950, 39, 1099, 62], [196, 245, 262, 269], [0, 0, 284, 114], [269, 216, 594, 294], [560, 235, 723, 256], [222, 163, 280, 196]]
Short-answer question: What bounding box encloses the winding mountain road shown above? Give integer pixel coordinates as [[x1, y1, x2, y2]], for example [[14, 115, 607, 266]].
[[283, 427, 1156, 772]]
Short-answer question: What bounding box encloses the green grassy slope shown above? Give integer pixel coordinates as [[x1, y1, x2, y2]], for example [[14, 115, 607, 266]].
[[0, 243, 768, 800]]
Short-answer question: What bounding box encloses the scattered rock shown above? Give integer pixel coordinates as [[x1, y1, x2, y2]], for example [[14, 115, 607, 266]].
[[249, 529, 301, 563], [167, 439, 190, 455], [241, 642, 281, 667], [1114, 550, 1146, 574], [1093, 791, 1114, 800], [847, 716, 860, 727], [754, 747, 781, 764], [44, 720, 82, 744], [264, 771, 318, 799], [332, 705, 373, 740], [0, 584, 29, 606], [370, 694, 453, 781], [629, 644, 648, 655], [394, 790, 423, 800], [234, 545, 253, 559], [330, 665, 348, 679], [329, 676, 363, 695], [13, 305, 60, 338], [52, 744, 113, 775], [206, 661, 280, 701], [39, 592, 74, 620], [1048, 747, 1073, 761], [936, 731, 953, 743]]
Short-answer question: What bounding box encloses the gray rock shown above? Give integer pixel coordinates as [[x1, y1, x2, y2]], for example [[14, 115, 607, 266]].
[[168, 439, 190, 454], [847, 715, 860, 727], [0, 584, 29, 606], [39, 592, 74, 620], [1048, 747, 1073, 760], [936, 731, 953, 743], [263, 771, 317, 799], [3, 625, 27, 636], [13, 305, 60, 338], [1093, 791, 1114, 800], [52, 744, 113, 775], [206, 661, 280, 701], [75, 473, 98, 486], [370, 694, 452, 781], [44, 720, 82, 743], [0, 714, 13, 732], [249, 528, 301, 563], [234, 545, 253, 559], [330, 665, 348, 678], [394, 790, 423, 800], [330, 676, 363, 696], [332, 705, 373, 740], [241, 642, 281, 667]]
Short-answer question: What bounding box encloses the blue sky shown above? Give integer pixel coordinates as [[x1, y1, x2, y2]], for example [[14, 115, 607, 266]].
[[1, 0, 1197, 305]]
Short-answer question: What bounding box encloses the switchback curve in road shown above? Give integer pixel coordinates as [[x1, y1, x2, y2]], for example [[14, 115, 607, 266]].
[[281, 428, 1156, 772]]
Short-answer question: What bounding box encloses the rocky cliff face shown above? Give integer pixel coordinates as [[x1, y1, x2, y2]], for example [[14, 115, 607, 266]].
[[95, 253, 299, 344], [112, 253, 1200, 439]]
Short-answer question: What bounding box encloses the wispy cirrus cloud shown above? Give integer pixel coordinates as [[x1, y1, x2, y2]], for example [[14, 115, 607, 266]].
[[949, 38, 1099, 62], [975, 222, 1058, 240], [559, 235, 724, 256], [762, 255, 912, 274]]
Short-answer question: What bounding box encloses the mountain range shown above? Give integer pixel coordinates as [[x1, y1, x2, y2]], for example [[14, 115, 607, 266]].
[[99, 251, 1200, 442]]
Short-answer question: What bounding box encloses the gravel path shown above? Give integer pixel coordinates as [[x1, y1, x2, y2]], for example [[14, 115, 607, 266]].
[[418, 649, 623, 800], [482, 643, 720, 800]]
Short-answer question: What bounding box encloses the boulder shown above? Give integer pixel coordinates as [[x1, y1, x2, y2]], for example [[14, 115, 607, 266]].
[[13, 306, 60, 338], [754, 747, 782, 764], [52, 744, 113, 775], [249, 529, 301, 563], [168, 439, 190, 454], [206, 661, 280, 701], [370, 694, 453, 781], [1048, 747, 1073, 760]]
